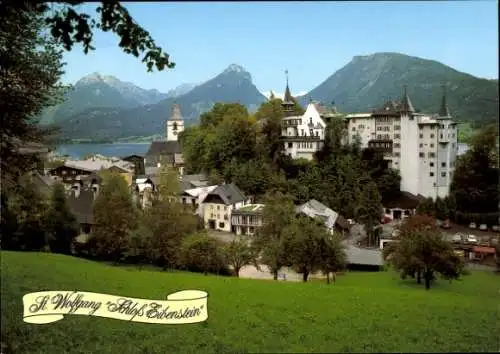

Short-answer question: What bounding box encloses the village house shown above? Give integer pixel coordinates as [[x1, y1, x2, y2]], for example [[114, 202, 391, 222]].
[[382, 191, 426, 221], [295, 199, 351, 236], [122, 154, 145, 177], [144, 104, 185, 175], [48, 155, 134, 187], [131, 176, 156, 209], [67, 182, 97, 245], [200, 183, 251, 232], [231, 204, 265, 236], [179, 185, 218, 215]]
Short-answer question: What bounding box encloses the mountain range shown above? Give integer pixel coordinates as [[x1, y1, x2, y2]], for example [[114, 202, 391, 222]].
[[43, 53, 498, 140]]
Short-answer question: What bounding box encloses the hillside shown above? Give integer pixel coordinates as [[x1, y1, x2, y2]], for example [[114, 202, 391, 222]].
[[302, 53, 499, 126], [2, 251, 498, 353], [56, 64, 267, 140], [39, 73, 171, 125]]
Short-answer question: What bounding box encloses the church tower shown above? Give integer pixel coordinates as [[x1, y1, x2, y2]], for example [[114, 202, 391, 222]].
[[281, 70, 295, 117], [165, 103, 184, 141]]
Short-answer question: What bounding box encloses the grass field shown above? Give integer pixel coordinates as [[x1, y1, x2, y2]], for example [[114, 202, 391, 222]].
[[1, 251, 499, 353]]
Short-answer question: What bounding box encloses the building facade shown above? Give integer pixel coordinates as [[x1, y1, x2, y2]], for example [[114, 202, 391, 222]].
[[345, 87, 458, 199], [231, 204, 265, 236], [279, 79, 328, 161], [144, 104, 185, 174]]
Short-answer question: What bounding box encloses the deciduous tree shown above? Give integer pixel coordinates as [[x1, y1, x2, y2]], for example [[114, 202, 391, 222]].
[[223, 237, 257, 277], [318, 231, 347, 284], [180, 232, 226, 275], [252, 191, 296, 280], [43, 182, 79, 254], [91, 172, 138, 263]]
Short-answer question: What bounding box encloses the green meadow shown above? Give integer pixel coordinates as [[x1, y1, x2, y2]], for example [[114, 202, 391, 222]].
[[1, 251, 499, 353]]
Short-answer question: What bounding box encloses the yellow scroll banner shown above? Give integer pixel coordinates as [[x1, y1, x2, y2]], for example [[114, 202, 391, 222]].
[[22, 290, 208, 325]]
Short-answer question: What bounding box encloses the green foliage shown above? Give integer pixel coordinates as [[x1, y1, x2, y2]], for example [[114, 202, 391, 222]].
[[385, 215, 467, 290], [450, 124, 499, 216], [416, 197, 436, 217], [223, 237, 257, 277], [1, 3, 65, 189], [43, 182, 79, 254], [180, 232, 227, 275], [2, 251, 499, 353], [2, 175, 48, 251], [318, 231, 348, 284], [252, 191, 297, 280], [91, 172, 138, 263]]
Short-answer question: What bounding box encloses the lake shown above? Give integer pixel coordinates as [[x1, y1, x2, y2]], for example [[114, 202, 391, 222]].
[[56, 142, 471, 160], [56, 143, 151, 160]]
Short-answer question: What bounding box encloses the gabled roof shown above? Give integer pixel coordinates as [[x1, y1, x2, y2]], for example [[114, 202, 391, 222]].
[[201, 183, 246, 205], [382, 191, 426, 210], [145, 141, 182, 156], [122, 154, 144, 160], [345, 245, 383, 266], [296, 199, 350, 230], [232, 203, 265, 215], [181, 185, 218, 198]]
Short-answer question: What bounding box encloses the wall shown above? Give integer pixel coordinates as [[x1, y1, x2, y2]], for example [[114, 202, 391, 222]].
[[203, 202, 232, 232]]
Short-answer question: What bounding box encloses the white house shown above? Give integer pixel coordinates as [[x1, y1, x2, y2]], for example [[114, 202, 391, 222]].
[[179, 185, 218, 216], [231, 204, 265, 236]]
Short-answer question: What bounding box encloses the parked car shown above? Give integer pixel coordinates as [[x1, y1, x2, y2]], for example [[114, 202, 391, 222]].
[[469, 222, 477, 229], [492, 225, 499, 232], [466, 234, 478, 244], [451, 233, 463, 243], [441, 219, 451, 229], [479, 224, 488, 231]]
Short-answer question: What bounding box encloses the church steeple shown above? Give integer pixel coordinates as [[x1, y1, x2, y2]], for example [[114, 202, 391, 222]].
[[281, 70, 295, 117], [165, 103, 184, 141], [400, 85, 415, 114], [439, 85, 451, 118]]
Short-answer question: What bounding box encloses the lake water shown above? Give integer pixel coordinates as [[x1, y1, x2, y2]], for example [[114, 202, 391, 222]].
[[56, 142, 470, 160], [56, 143, 151, 160]]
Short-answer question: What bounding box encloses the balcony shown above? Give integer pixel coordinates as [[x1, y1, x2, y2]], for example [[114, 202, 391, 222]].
[[282, 135, 322, 141], [438, 131, 450, 144]]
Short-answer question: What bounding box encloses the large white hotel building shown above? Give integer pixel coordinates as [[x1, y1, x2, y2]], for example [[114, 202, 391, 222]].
[[345, 87, 458, 200], [280, 81, 458, 200]]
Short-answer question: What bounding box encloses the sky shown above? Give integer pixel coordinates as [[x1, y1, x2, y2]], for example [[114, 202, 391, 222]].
[[61, 1, 499, 94]]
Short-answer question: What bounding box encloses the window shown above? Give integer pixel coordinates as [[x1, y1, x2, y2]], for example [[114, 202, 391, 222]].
[[441, 162, 446, 167], [309, 129, 314, 136], [428, 152, 435, 158], [419, 143, 423, 148], [301, 129, 304, 136], [377, 126, 382, 131], [352, 135, 356, 141], [419, 152, 424, 158], [224, 214, 228, 220], [309, 118, 313, 124], [352, 127, 356, 132], [394, 143, 400, 148], [441, 172, 446, 177], [452, 143, 456, 148], [182, 198, 186, 204], [430, 172, 434, 177], [377, 135, 382, 140], [315, 131, 319, 136], [440, 134, 443, 139], [217, 205, 220, 210], [394, 134, 401, 139], [430, 125, 434, 130], [224, 206, 227, 211], [219, 222, 225, 229], [430, 143, 434, 148], [430, 162, 434, 167], [288, 142, 292, 148], [419, 134, 423, 139], [394, 125, 401, 130], [430, 134, 435, 138], [394, 152, 400, 157]]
